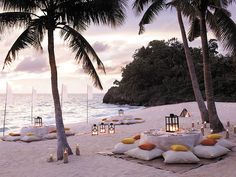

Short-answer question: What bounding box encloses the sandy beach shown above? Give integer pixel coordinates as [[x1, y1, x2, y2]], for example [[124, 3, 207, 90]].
[[0, 101, 236, 177]]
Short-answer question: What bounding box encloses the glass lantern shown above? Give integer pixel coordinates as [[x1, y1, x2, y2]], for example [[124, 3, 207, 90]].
[[92, 124, 98, 136], [34, 116, 43, 127], [108, 123, 115, 134], [165, 114, 179, 132], [100, 122, 106, 133], [118, 109, 124, 116]]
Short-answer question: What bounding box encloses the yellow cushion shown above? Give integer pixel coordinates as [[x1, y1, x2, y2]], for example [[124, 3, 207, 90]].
[[134, 118, 143, 120], [26, 133, 34, 136], [207, 134, 222, 139], [139, 143, 156, 151], [121, 138, 135, 144], [9, 132, 21, 136], [64, 128, 70, 131], [170, 144, 188, 151]]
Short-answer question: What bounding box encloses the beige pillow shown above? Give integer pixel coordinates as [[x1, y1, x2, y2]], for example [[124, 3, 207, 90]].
[[112, 143, 136, 154], [125, 148, 163, 160], [216, 139, 236, 149], [163, 150, 200, 164], [21, 135, 42, 142]]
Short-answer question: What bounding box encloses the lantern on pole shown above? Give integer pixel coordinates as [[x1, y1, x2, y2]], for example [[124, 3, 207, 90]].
[[108, 123, 115, 134], [165, 114, 179, 132], [91, 124, 98, 136]]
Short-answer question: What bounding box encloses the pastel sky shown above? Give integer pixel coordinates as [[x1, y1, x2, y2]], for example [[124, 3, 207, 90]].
[[0, 3, 235, 94]]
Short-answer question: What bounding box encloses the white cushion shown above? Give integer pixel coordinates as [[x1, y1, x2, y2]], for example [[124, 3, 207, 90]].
[[21, 135, 42, 142], [2, 135, 21, 141], [43, 133, 57, 139], [112, 143, 136, 154], [162, 150, 200, 164], [125, 147, 163, 160], [216, 139, 236, 149], [193, 145, 230, 159]]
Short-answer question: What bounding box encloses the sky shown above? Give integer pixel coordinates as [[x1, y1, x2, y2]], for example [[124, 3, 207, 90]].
[[0, 2, 235, 94]]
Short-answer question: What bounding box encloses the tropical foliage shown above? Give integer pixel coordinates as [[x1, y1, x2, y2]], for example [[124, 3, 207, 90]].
[[103, 39, 236, 106], [0, 0, 126, 159]]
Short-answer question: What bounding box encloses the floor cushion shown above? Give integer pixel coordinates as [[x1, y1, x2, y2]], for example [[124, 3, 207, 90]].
[[125, 148, 163, 160], [193, 145, 229, 159], [21, 135, 42, 142], [121, 138, 135, 144], [139, 143, 156, 151], [2, 135, 21, 141], [216, 139, 236, 149], [112, 143, 136, 154], [207, 134, 222, 140], [170, 144, 189, 151], [200, 138, 217, 146]]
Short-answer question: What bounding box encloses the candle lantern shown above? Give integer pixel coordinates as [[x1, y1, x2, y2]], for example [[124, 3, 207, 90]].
[[108, 123, 115, 134], [165, 114, 179, 132], [201, 126, 204, 136], [118, 109, 124, 116], [63, 148, 68, 163], [100, 122, 106, 133], [226, 129, 229, 139], [91, 124, 98, 136], [34, 116, 43, 127]]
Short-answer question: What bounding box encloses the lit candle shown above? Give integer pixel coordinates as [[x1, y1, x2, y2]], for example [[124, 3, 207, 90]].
[[227, 121, 230, 127], [47, 154, 54, 162], [76, 144, 80, 156], [204, 121, 207, 128], [192, 122, 194, 128], [226, 129, 229, 139], [201, 126, 204, 136], [210, 129, 213, 134], [63, 148, 68, 163]]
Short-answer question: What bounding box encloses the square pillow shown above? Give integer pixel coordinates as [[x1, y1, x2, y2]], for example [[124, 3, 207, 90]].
[[207, 134, 222, 139], [21, 135, 42, 142], [162, 150, 200, 164], [200, 138, 217, 146], [121, 138, 135, 144], [139, 143, 156, 151], [2, 135, 21, 141], [193, 145, 230, 159], [112, 143, 136, 154], [216, 139, 236, 149], [125, 148, 163, 161], [170, 144, 188, 151]]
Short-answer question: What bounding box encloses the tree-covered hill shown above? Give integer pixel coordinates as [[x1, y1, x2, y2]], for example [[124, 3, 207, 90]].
[[103, 39, 236, 106]]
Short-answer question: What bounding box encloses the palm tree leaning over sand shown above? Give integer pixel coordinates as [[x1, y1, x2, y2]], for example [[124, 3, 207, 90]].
[[179, 0, 236, 132], [0, 0, 126, 160], [132, 0, 209, 123]]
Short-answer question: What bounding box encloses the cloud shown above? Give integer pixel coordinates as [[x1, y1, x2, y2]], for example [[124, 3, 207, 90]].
[[15, 55, 49, 73], [92, 41, 110, 52]]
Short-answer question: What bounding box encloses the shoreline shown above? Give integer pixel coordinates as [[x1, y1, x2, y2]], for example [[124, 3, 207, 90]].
[[0, 101, 236, 177]]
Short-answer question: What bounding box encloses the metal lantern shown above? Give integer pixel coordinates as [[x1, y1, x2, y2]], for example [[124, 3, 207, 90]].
[[92, 124, 98, 136], [165, 114, 179, 132], [108, 123, 115, 134], [34, 116, 43, 127], [100, 122, 106, 133], [118, 109, 124, 116]]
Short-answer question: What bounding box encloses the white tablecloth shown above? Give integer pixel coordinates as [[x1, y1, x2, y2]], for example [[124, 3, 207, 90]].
[[140, 131, 203, 151]]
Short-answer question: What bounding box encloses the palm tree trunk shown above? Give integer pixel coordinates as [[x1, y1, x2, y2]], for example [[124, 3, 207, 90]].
[[199, 12, 224, 132], [177, 9, 209, 123], [47, 28, 73, 160]]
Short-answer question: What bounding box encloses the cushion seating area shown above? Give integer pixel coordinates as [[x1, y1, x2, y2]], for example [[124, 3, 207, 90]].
[[125, 148, 163, 160]]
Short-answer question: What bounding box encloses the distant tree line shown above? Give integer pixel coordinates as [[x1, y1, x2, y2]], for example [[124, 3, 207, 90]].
[[103, 39, 236, 106]]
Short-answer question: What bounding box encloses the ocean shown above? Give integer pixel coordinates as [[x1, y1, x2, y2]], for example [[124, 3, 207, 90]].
[[0, 94, 143, 134]]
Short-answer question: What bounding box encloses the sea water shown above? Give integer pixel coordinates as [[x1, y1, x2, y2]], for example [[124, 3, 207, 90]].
[[0, 94, 143, 133]]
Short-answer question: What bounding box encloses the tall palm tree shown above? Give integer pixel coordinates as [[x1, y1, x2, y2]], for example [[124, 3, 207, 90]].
[[133, 0, 209, 123], [0, 0, 126, 159], [180, 0, 236, 132]]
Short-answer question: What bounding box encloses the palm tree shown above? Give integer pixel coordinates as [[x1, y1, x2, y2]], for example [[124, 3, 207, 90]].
[[132, 0, 209, 123], [0, 0, 126, 160], [180, 0, 236, 132]]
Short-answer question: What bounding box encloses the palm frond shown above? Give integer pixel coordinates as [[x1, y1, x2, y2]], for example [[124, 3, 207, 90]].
[[1, 0, 38, 12], [133, 0, 153, 15], [0, 12, 31, 33], [60, 25, 105, 89], [137, 0, 166, 34], [188, 17, 200, 41], [207, 8, 236, 55], [3, 25, 43, 69]]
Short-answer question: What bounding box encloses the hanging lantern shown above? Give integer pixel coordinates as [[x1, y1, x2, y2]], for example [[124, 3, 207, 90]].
[[108, 123, 115, 134], [118, 109, 124, 116], [165, 114, 179, 132], [34, 116, 43, 127], [100, 122, 106, 133], [91, 124, 98, 136]]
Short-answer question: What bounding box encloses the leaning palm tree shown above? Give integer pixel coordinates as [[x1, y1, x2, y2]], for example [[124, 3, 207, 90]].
[[132, 0, 209, 123], [179, 0, 236, 132], [0, 0, 126, 159]]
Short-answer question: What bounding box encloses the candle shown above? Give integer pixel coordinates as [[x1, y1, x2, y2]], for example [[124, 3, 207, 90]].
[[63, 148, 68, 163], [210, 129, 213, 134], [226, 129, 229, 139], [201, 126, 204, 136], [204, 121, 207, 128], [47, 154, 54, 162], [227, 121, 230, 127], [192, 122, 194, 128], [76, 144, 80, 156], [234, 126, 236, 134]]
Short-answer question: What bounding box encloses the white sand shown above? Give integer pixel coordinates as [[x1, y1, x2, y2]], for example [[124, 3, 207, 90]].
[[0, 102, 236, 177]]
